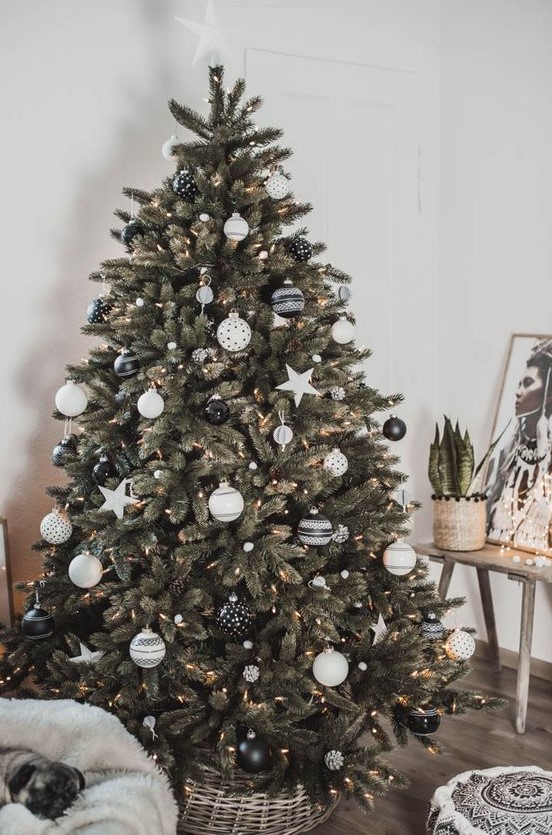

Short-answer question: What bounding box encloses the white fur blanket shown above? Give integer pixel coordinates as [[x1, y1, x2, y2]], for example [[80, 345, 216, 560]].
[[0, 698, 178, 834]]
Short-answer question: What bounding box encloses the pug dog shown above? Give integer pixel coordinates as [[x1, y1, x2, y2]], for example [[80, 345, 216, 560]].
[[0, 748, 85, 820]]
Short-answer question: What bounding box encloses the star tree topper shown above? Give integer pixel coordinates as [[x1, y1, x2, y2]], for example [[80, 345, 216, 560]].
[[99, 478, 139, 520], [175, 0, 232, 66], [276, 364, 320, 407]]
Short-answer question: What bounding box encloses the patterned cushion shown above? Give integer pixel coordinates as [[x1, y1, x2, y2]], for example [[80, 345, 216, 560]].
[[426, 766, 552, 834]]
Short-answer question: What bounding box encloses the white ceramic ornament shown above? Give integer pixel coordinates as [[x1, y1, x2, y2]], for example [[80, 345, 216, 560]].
[[40, 508, 72, 544], [68, 551, 103, 588], [264, 171, 288, 199], [137, 389, 165, 419], [129, 626, 166, 668], [331, 316, 355, 345], [323, 448, 349, 477], [312, 646, 349, 687], [216, 310, 252, 352], [55, 381, 88, 417], [208, 481, 244, 522], [161, 135, 180, 160], [445, 628, 476, 662], [382, 540, 417, 576], [223, 211, 249, 241]]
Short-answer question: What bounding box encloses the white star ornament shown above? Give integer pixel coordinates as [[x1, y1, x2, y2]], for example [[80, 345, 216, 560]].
[[99, 478, 139, 520], [175, 0, 232, 67], [69, 642, 104, 665], [276, 364, 320, 407]]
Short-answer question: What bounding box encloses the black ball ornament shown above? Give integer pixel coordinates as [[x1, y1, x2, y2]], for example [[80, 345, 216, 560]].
[[86, 297, 112, 325], [114, 350, 140, 378], [173, 169, 199, 201], [22, 599, 54, 640], [120, 220, 143, 250], [204, 395, 230, 425], [93, 455, 116, 486], [421, 611, 445, 641], [52, 434, 77, 468], [288, 237, 313, 262], [297, 507, 333, 546], [405, 705, 441, 736], [237, 729, 272, 773], [270, 279, 305, 318], [217, 593, 252, 639], [382, 414, 407, 441]]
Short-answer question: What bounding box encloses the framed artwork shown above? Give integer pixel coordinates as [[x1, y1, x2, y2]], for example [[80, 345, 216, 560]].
[[483, 333, 552, 556], [0, 518, 14, 627]]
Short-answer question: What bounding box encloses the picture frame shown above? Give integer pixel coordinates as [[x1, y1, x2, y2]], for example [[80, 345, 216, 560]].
[[483, 333, 552, 556], [0, 518, 14, 628]]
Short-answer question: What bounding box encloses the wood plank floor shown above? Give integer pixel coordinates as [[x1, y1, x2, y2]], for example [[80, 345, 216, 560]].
[[314, 653, 552, 834]]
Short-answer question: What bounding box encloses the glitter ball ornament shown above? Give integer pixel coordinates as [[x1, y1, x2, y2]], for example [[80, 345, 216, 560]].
[[405, 705, 441, 736], [330, 386, 346, 401], [331, 316, 355, 345], [22, 598, 54, 640], [382, 414, 407, 441], [445, 628, 476, 661], [312, 646, 349, 687], [55, 381, 88, 417], [114, 350, 140, 378], [298, 507, 333, 546], [243, 664, 260, 683], [137, 389, 165, 419], [223, 211, 249, 241], [216, 310, 251, 352], [208, 481, 244, 522], [68, 552, 103, 588], [173, 169, 198, 201], [264, 171, 288, 199], [383, 540, 417, 576], [237, 729, 272, 773], [52, 434, 77, 467], [86, 297, 111, 325], [324, 750, 344, 771], [323, 448, 349, 477], [421, 611, 445, 641], [161, 134, 180, 160], [120, 220, 143, 250], [217, 592, 252, 639], [289, 237, 312, 262], [129, 626, 166, 668], [270, 279, 305, 318], [93, 455, 115, 486], [40, 508, 72, 545], [204, 394, 230, 425]]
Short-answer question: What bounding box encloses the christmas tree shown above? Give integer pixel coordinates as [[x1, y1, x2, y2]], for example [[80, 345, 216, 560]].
[[0, 67, 499, 817]]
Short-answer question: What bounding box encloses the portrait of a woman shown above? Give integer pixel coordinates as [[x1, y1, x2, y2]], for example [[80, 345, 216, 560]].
[[484, 335, 552, 554]]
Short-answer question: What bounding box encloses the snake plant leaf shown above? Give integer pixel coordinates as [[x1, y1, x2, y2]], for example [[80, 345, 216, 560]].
[[469, 419, 511, 494], [428, 424, 442, 494], [457, 428, 475, 495], [438, 416, 460, 495]]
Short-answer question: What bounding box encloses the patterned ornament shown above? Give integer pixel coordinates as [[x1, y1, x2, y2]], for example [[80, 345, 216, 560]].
[[40, 508, 72, 545], [329, 386, 346, 401], [55, 381, 88, 417], [405, 704, 441, 736], [243, 664, 260, 683], [192, 348, 210, 363], [161, 134, 180, 160], [323, 448, 349, 477], [223, 211, 249, 241], [208, 481, 244, 522], [237, 729, 272, 773], [270, 280, 305, 318], [331, 316, 355, 344], [217, 593, 252, 639], [173, 169, 198, 201], [264, 171, 288, 199], [216, 310, 252, 352], [68, 551, 103, 588], [382, 540, 417, 576], [129, 626, 166, 668], [52, 434, 77, 467], [120, 220, 143, 250], [312, 646, 349, 686], [445, 628, 476, 661], [22, 595, 54, 640], [298, 507, 333, 546], [421, 611, 445, 641], [137, 389, 165, 419], [333, 524, 350, 543], [92, 455, 115, 486], [324, 750, 344, 771], [114, 350, 140, 378], [382, 414, 407, 441], [204, 394, 230, 425], [289, 237, 312, 262], [86, 297, 112, 324]]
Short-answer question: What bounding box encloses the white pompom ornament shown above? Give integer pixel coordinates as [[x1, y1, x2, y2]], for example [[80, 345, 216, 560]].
[[331, 316, 355, 345], [208, 481, 244, 522], [130, 626, 166, 668], [323, 448, 349, 477], [382, 540, 417, 576], [161, 135, 180, 160], [68, 551, 103, 588], [40, 508, 72, 544], [137, 389, 165, 419], [216, 310, 252, 352], [445, 628, 476, 661], [223, 212, 249, 241], [55, 380, 88, 417], [264, 172, 288, 199], [312, 646, 349, 687]]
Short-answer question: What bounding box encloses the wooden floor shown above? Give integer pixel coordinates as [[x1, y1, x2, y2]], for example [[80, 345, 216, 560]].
[[315, 653, 552, 835]]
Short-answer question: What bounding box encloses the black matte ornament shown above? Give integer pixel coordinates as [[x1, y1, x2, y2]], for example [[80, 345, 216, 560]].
[[93, 456, 116, 486], [173, 169, 199, 201], [86, 297, 112, 325], [114, 351, 140, 378], [22, 603, 54, 640], [52, 434, 77, 468], [120, 220, 143, 250], [288, 237, 313, 262], [382, 414, 407, 441], [405, 705, 440, 736], [217, 593, 252, 639], [237, 730, 272, 773], [204, 395, 230, 425]]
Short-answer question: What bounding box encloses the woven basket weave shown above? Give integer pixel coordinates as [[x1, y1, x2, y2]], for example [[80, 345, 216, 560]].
[[179, 765, 339, 835], [432, 497, 487, 551]]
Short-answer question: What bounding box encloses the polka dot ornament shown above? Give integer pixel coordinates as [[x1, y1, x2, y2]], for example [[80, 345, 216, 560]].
[[264, 171, 289, 199], [216, 310, 251, 352], [40, 508, 72, 545], [217, 593, 252, 639], [289, 237, 313, 262], [445, 628, 476, 661], [172, 169, 198, 201]]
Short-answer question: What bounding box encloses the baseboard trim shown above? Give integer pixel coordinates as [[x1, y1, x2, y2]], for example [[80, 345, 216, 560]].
[[474, 639, 552, 682]]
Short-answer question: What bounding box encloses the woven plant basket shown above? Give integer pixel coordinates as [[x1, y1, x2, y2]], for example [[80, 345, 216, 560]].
[[432, 496, 487, 551], [179, 764, 339, 835]]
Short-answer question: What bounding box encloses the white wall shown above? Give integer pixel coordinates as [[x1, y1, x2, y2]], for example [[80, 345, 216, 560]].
[[0, 1, 551, 662]]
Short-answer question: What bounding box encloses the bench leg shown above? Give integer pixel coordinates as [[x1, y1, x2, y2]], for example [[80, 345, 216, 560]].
[[476, 567, 501, 672], [515, 578, 536, 734], [437, 560, 455, 599]]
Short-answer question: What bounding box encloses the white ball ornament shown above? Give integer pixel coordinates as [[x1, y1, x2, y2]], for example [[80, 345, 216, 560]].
[[243, 542, 254, 553], [137, 389, 165, 419], [68, 551, 103, 588], [223, 211, 249, 241], [40, 508, 72, 545], [264, 171, 289, 199], [135, 297, 145, 307], [331, 316, 355, 345], [312, 646, 349, 687], [161, 135, 180, 160], [323, 448, 349, 477], [55, 381, 88, 417], [129, 626, 166, 668], [199, 212, 211, 222], [216, 310, 252, 352], [273, 423, 293, 448], [382, 540, 417, 576], [445, 628, 476, 662], [196, 284, 214, 305], [208, 481, 244, 522]]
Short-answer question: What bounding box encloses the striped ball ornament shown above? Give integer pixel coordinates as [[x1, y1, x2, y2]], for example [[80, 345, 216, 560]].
[[40, 508, 72, 545], [382, 540, 416, 576], [129, 626, 166, 668], [298, 507, 333, 546], [421, 611, 445, 641], [208, 481, 244, 522], [270, 280, 305, 318]]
